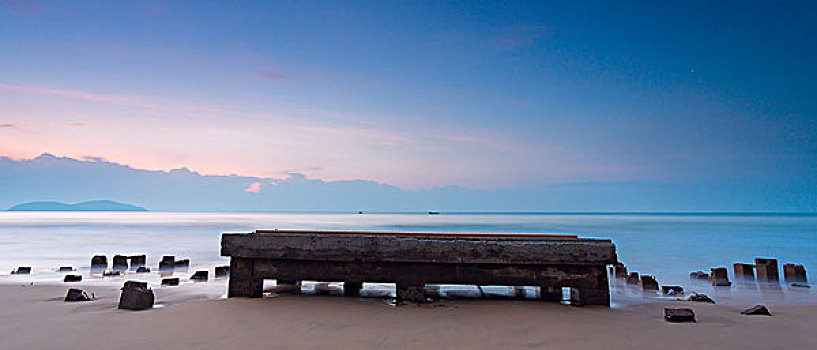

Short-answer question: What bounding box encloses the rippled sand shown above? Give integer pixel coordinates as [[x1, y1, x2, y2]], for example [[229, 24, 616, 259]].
[[1, 282, 816, 350]]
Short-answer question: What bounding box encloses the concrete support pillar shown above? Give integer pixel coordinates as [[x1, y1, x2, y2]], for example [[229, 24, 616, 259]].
[[783, 263, 807, 284], [228, 257, 262, 298], [538, 285, 562, 301], [613, 263, 627, 279], [640, 275, 659, 291], [343, 282, 363, 297], [734, 263, 755, 283], [710, 267, 731, 286], [112, 255, 128, 271], [91, 255, 107, 271], [396, 284, 425, 303], [755, 258, 779, 284], [159, 256, 175, 271], [129, 255, 146, 271], [575, 269, 610, 306]]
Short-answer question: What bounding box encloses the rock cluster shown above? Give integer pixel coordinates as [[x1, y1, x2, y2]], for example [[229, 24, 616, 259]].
[[687, 293, 715, 303], [689, 271, 709, 280]]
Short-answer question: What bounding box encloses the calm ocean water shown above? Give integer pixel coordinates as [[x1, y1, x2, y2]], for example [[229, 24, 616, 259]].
[[1, 212, 815, 300]]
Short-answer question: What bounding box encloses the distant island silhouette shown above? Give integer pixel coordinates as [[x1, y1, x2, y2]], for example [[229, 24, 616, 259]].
[[7, 200, 147, 212]]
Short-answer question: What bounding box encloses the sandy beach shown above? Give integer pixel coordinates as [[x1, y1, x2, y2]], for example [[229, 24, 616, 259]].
[[1, 283, 815, 350]]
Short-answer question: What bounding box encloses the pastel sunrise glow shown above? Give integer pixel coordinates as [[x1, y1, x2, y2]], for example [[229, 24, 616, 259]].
[[1, 1, 815, 210]]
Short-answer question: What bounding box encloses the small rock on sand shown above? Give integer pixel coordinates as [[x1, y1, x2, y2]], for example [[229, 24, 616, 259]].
[[662, 285, 684, 295], [65, 288, 91, 302], [63, 275, 82, 282], [687, 293, 715, 303], [741, 305, 772, 316], [161, 278, 180, 286], [664, 308, 696, 323]]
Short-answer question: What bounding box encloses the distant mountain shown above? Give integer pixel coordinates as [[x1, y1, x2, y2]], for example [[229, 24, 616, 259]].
[[7, 200, 147, 212], [0, 153, 814, 211]]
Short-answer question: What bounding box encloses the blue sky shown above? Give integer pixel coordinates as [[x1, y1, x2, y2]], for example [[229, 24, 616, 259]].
[[1, 1, 815, 201]]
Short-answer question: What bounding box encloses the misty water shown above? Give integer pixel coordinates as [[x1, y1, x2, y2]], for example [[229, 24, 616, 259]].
[[0, 212, 814, 304]]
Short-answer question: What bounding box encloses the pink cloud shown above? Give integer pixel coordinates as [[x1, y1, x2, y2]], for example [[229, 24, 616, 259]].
[[0, 82, 233, 116], [0, 82, 152, 109], [443, 134, 480, 143], [439, 132, 535, 153], [258, 73, 287, 82], [244, 182, 261, 193]]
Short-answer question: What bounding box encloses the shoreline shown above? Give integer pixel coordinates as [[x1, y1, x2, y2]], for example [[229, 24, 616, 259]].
[[1, 283, 816, 349]]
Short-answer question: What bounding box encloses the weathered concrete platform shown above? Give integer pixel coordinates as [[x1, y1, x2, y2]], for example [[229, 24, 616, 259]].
[[221, 230, 617, 306]]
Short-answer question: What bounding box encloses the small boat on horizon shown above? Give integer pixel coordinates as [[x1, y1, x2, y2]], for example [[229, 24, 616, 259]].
[[428, 211, 440, 215]]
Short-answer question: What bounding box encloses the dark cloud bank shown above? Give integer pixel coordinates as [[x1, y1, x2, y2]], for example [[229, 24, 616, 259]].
[[0, 154, 814, 212]]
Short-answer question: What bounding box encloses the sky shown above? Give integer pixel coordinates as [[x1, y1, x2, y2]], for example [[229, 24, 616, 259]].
[[1, 1, 815, 202]]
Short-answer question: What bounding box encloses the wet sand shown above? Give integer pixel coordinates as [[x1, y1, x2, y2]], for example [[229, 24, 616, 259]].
[[1, 283, 816, 349]]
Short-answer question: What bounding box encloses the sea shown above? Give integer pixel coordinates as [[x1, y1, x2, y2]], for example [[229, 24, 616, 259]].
[[1, 212, 814, 304]]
